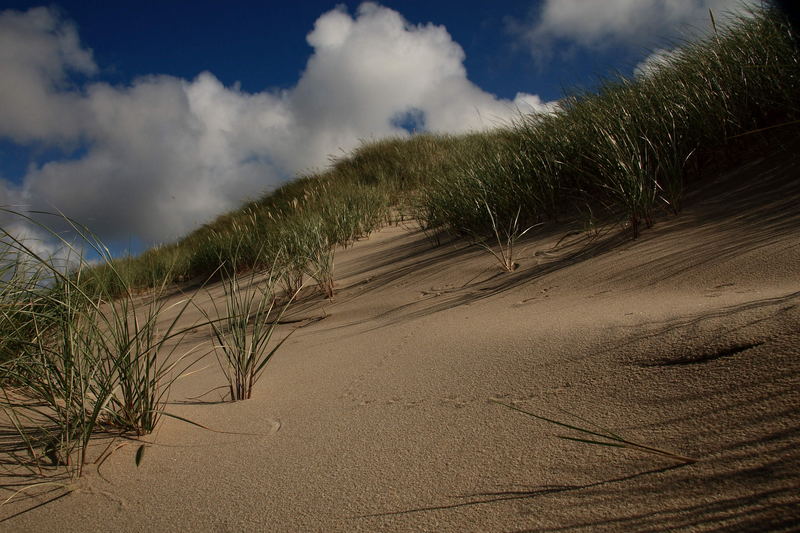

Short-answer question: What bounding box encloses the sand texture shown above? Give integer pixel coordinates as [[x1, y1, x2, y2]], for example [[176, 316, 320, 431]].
[[2, 151, 799, 531]]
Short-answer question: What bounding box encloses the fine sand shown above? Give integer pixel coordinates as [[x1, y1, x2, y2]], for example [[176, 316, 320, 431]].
[[2, 150, 799, 531]]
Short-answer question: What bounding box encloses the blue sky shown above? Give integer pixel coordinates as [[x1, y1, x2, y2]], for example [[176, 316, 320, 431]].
[[0, 0, 757, 253], [1, 1, 620, 101]]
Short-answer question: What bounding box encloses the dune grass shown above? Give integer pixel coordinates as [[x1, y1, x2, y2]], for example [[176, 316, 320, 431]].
[[473, 203, 538, 272], [201, 252, 298, 402], [0, 211, 208, 479]]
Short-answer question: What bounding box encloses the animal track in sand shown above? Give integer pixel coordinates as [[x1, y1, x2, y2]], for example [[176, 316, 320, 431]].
[[515, 285, 559, 305]]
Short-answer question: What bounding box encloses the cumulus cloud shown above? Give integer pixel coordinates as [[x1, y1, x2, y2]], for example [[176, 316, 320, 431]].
[[0, 3, 553, 246], [285, 3, 553, 166], [514, 0, 759, 61], [1, 220, 67, 265], [634, 47, 678, 77], [0, 6, 95, 143]]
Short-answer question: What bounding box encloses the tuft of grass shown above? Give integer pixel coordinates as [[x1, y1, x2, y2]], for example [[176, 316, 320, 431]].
[[99, 281, 203, 436], [303, 218, 337, 299], [0, 210, 206, 478], [201, 249, 298, 401], [473, 202, 538, 272]]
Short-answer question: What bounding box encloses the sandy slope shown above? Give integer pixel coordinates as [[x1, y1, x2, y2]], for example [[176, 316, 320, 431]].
[[2, 148, 799, 532]]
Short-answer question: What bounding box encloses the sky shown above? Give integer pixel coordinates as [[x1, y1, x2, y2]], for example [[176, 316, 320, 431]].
[[0, 0, 759, 255]]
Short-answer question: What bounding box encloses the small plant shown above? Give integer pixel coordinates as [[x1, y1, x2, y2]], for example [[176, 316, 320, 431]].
[[202, 254, 298, 401], [307, 237, 336, 299], [588, 122, 659, 239], [301, 217, 336, 299], [0, 279, 110, 474], [473, 201, 538, 272], [274, 222, 309, 297], [493, 400, 696, 464], [0, 217, 117, 477], [0, 210, 204, 479], [99, 283, 203, 436]]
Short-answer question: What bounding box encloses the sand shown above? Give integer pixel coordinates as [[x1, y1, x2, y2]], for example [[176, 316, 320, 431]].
[[2, 148, 799, 531]]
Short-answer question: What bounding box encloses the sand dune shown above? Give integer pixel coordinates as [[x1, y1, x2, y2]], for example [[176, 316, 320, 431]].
[[2, 149, 799, 531]]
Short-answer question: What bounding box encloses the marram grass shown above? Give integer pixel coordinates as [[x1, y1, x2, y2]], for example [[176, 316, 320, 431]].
[[199, 246, 298, 401], [0, 211, 211, 480]]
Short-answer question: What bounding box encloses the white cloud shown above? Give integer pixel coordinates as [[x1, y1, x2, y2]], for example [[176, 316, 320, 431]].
[[286, 3, 549, 165], [1, 220, 64, 263], [516, 0, 759, 60], [0, 6, 95, 143], [634, 47, 678, 77], [0, 4, 554, 245], [512, 93, 559, 114]]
